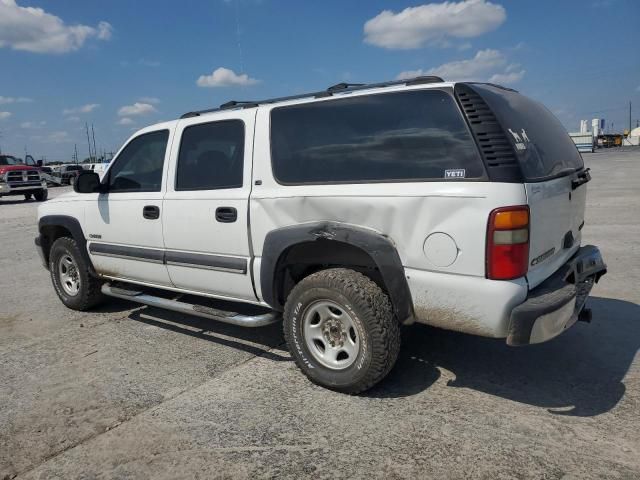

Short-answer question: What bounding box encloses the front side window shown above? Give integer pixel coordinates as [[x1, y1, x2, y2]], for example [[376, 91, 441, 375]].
[[107, 130, 169, 193], [176, 120, 244, 191], [270, 89, 484, 184]]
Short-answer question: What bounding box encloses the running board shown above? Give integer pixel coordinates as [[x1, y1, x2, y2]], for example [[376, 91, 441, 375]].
[[101, 283, 280, 327]]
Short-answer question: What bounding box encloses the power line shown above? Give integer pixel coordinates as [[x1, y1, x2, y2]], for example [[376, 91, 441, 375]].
[[234, 0, 244, 74]]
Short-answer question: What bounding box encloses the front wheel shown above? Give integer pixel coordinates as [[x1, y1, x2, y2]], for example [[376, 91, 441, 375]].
[[283, 268, 400, 394], [34, 189, 48, 201], [49, 237, 104, 310]]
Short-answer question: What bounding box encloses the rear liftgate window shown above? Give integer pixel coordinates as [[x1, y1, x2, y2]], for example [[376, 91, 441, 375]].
[[270, 90, 484, 184], [469, 84, 584, 181]]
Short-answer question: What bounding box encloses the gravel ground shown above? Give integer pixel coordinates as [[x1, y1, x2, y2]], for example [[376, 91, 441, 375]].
[[1, 148, 639, 479]]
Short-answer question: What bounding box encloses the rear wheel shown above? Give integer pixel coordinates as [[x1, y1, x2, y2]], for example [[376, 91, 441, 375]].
[[283, 268, 400, 394], [34, 189, 48, 201], [50, 237, 104, 310]]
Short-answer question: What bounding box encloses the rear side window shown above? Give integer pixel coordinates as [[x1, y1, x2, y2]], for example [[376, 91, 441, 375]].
[[270, 90, 483, 184], [108, 130, 169, 193], [470, 84, 584, 181], [176, 120, 244, 191]]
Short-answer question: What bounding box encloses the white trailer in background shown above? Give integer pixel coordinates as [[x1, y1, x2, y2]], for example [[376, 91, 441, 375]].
[[569, 132, 595, 153]]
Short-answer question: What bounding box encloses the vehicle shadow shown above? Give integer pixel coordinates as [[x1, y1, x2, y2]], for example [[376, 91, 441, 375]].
[[125, 299, 290, 363], [368, 296, 639, 417], [0, 198, 33, 206]]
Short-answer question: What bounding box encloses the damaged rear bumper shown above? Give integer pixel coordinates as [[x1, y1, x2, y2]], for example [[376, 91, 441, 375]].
[[506, 245, 607, 346]]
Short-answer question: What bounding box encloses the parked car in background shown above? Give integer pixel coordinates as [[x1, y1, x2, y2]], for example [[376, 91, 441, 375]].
[[52, 165, 86, 185], [86, 162, 111, 180], [0, 154, 48, 201], [38, 166, 58, 186]]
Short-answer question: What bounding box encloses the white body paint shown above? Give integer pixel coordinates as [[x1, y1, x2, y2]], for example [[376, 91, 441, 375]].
[[38, 81, 588, 340]]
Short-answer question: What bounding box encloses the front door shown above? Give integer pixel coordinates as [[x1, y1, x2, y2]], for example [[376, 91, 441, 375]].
[[162, 111, 256, 301], [84, 127, 173, 286]]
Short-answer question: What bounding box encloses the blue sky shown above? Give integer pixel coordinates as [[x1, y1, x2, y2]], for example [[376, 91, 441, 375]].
[[0, 0, 638, 161]]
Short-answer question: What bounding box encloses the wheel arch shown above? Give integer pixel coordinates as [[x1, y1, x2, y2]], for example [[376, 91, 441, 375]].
[[38, 215, 96, 275], [260, 222, 414, 324]]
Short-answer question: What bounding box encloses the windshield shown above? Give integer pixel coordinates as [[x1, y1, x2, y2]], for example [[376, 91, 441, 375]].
[[0, 155, 24, 166]]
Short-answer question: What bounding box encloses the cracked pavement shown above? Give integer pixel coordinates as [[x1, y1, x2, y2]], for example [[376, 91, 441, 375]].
[[1, 149, 639, 479]]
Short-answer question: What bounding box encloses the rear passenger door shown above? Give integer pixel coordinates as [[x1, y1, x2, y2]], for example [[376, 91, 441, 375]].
[[162, 111, 257, 301]]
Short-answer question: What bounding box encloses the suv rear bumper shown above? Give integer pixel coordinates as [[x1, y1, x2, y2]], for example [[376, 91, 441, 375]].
[[506, 245, 607, 346]]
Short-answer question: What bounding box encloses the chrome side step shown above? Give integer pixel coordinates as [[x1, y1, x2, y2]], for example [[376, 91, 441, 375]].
[[101, 283, 280, 327]]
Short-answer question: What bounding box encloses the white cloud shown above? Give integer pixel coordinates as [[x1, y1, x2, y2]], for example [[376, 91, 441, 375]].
[[138, 96, 160, 104], [20, 121, 44, 128], [118, 102, 157, 116], [66, 116, 80, 122], [427, 48, 506, 78], [488, 69, 525, 84], [0, 95, 33, 104], [196, 67, 260, 88], [20, 121, 32, 128], [48, 131, 70, 143], [364, 0, 506, 50], [117, 117, 134, 125], [0, 0, 113, 54], [0, 111, 11, 120], [97, 21, 112, 40], [62, 103, 100, 115], [397, 48, 524, 85]]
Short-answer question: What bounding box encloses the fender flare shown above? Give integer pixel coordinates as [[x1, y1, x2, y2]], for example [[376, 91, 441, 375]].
[[38, 215, 96, 275], [260, 221, 414, 323]]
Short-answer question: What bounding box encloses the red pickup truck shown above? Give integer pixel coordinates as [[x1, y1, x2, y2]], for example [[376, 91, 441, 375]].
[[0, 155, 48, 202]]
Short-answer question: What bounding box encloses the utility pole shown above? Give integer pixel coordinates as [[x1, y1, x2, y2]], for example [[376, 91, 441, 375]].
[[630, 101, 632, 134], [85, 123, 93, 161], [74, 143, 79, 165], [91, 124, 97, 162]]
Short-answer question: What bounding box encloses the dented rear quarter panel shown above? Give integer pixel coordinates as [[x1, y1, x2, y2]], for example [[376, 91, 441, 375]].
[[251, 103, 529, 337]]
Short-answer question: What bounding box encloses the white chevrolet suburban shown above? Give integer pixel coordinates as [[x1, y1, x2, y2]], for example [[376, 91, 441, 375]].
[[36, 77, 607, 393]]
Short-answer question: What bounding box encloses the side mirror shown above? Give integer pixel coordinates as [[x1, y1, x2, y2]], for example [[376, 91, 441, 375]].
[[74, 171, 102, 193], [36, 160, 43, 167]]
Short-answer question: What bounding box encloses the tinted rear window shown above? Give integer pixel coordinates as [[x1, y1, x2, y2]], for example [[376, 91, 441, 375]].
[[270, 90, 483, 184], [470, 84, 584, 181]]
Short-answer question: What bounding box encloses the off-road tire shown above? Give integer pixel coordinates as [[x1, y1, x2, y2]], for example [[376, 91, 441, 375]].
[[34, 189, 48, 201], [50, 237, 104, 310], [283, 268, 400, 394]]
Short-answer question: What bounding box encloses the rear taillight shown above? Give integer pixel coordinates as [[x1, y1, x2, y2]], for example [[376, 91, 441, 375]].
[[486, 206, 530, 280]]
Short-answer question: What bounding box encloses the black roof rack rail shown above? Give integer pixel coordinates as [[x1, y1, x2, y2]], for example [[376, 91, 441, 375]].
[[179, 75, 446, 119], [220, 100, 259, 109], [327, 82, 366, 92]]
